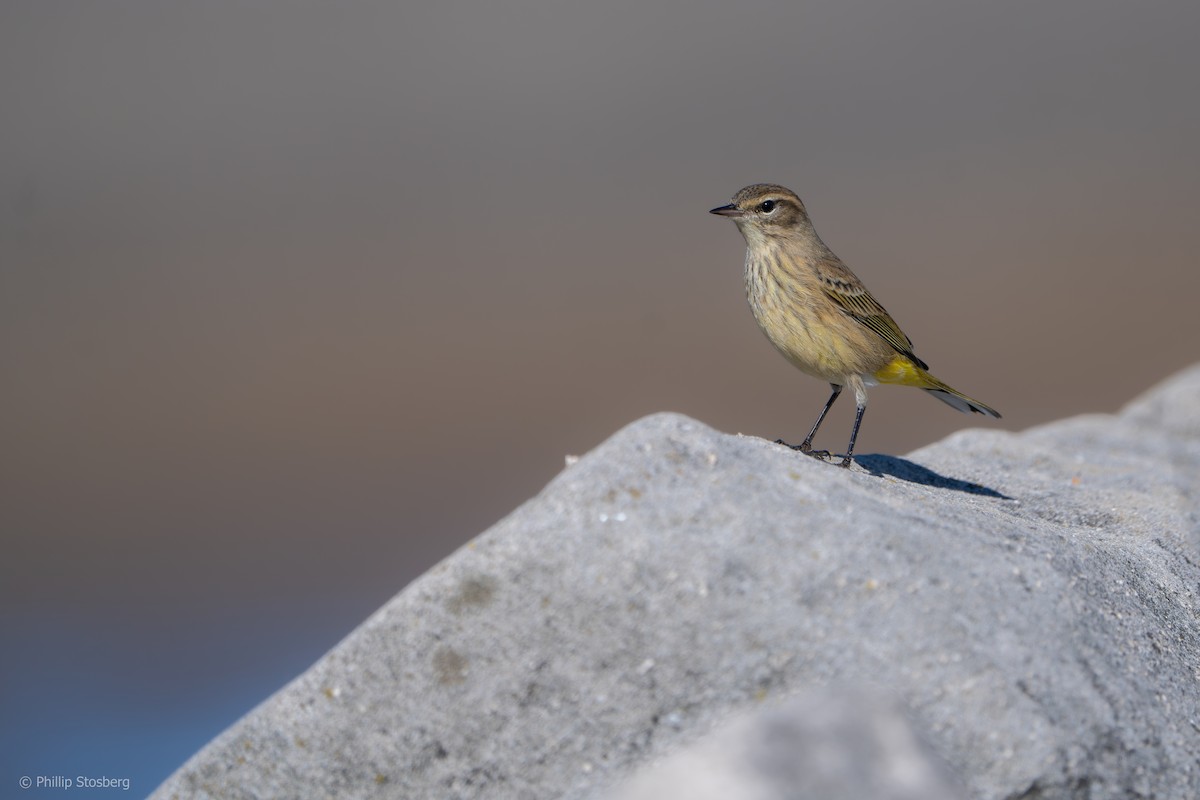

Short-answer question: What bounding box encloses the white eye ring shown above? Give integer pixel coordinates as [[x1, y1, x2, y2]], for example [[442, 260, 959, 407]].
[[759, 199, 777, 214]]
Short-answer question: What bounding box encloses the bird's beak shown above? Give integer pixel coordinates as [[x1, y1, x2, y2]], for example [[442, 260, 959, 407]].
[[709, 204, 743, 218]]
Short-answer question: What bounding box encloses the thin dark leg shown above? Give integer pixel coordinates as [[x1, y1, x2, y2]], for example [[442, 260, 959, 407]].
[[776, 384, 842, 460], [801, 384, 842, 451], [838, 403, 866, 468]]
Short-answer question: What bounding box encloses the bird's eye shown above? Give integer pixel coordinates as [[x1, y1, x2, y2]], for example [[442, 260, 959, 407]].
[[759, 200, 777, 213]]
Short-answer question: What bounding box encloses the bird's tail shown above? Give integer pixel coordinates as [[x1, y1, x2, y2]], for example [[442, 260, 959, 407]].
[[922, 381, 1001, 418], [874, 356, 1001, 418]]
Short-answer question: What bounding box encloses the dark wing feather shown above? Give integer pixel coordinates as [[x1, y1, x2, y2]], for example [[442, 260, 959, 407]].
[[816, 258, 929, 370]]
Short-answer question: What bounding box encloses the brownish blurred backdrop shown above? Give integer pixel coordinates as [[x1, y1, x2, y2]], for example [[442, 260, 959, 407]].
[[3, 0, 1198, 789]]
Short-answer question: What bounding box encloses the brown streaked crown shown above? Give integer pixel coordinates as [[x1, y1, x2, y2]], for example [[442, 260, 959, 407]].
[[715, 184, 810, 231]]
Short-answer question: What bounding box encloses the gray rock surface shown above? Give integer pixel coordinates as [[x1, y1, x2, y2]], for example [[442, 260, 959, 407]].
[[152, 364, 1200, 800], [605, 687, 966, 800]]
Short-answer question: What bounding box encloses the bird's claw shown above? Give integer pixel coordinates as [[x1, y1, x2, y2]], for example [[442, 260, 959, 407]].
[[775, 438, 832, 461], [774, 438, 854, 467]]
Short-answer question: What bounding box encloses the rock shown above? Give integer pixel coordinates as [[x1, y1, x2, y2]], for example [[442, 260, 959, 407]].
[[151, 364, 1200, 800], [603, 687, 966, 800]]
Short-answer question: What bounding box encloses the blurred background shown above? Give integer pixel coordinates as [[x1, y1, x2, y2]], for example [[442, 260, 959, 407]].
[[3, 0, 1198, 793]]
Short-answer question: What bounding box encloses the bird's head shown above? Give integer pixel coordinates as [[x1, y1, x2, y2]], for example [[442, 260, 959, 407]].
[[710, 185, 806, 227], [709, 184, 811, 242]]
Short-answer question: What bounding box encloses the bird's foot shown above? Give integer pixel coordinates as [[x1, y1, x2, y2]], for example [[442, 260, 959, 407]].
[[775, 438, 832, 461]]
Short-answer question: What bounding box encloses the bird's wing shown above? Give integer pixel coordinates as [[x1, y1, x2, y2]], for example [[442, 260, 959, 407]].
[[816, 258, 929, 370]]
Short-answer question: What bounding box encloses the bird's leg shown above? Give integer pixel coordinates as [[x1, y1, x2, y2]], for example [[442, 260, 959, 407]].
[[838, 403, 866, 468], [799, 384, 842, 457], [777, 384, 842, 460]]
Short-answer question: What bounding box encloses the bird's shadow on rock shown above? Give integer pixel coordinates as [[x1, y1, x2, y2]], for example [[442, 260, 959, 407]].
[[855, 454, 1012, 499]]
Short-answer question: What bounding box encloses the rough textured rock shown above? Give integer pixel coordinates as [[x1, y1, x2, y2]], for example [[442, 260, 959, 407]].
[[604, 687, 966, 800], [152, 364, 1200, 800]]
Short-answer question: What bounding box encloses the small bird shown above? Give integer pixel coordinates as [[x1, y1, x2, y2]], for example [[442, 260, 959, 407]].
[[711, 183, 1000, 468]]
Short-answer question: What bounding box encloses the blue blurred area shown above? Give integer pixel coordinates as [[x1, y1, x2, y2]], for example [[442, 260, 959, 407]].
[[1, 601, 366, 794]]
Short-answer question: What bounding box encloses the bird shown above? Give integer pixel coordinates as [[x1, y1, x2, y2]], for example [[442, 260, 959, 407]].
[[710, 183, 1000, 468]]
